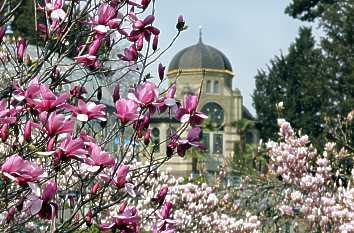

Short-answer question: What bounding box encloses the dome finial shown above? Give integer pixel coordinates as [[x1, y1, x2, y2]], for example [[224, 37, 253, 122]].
[[198, 25, 203, 43]]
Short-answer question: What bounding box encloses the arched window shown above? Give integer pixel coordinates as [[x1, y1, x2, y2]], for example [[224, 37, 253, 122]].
[[213, 81, 219, 93], [201, 102, 224, 128], [166, 127, 177, 141], [206, 80, 212, 93], [151, 128, 160, 152]]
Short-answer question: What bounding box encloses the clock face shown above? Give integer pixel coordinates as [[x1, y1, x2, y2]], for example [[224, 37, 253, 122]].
[[201, 102, 224, 127]]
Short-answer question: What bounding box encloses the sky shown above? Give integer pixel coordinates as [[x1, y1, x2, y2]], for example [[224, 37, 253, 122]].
[[148, 0, 311, 115]]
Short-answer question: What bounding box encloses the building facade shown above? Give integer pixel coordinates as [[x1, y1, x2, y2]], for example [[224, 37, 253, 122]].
[[150, 35, 252, 177]]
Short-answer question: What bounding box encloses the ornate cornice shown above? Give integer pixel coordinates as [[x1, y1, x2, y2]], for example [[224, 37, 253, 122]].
[[167, 68, 234, 77]]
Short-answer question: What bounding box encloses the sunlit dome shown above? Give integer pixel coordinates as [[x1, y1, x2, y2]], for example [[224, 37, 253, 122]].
[[167, 32, 233, 76]]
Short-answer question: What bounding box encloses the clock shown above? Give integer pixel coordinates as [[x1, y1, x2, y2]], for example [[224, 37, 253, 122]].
[[201, 102, 224, 128]]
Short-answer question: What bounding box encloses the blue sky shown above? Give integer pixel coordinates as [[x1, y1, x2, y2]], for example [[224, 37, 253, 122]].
[[148, 0, 311, 115]]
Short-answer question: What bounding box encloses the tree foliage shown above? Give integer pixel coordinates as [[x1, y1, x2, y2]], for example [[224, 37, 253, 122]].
[[285, 0, 339, 21], [285, 0, 354, 147], [253, 27, 331, 145], [10, 0, 36, 42]]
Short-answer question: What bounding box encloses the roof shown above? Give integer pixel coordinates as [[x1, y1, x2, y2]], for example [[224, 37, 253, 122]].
[[167, 38, 233, 76]]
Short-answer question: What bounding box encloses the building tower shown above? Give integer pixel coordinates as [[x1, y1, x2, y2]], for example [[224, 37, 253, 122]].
[[151, 31, 244, 176]]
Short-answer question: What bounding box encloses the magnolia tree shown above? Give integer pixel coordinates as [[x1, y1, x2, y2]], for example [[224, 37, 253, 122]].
[[219, 111, 353, 233], [0, 0, 210, 232]]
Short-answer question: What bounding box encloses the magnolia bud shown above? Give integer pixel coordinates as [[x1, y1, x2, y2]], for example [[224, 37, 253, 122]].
[[6, 207, 16, 224], [1, 124, 8, 142], [48, 137, 55, 151], [119, 202, 127, 214], [85, 210, 93, 227], [0, 27, 5, 43], [176, 15, 185, 31], [91, 183, 101, 195], [97, 86, 102, 101], [144, 129, 151, 145], [17, 38, 27, 63], [142, 114, 150, 129], [152, 186, 168, 205], [24, 121, 32, 142], [113, 84, 120, 103], [137, 37, 143, 51], [166, 143, 174, 157], [153, 35, 158, 51], [158, 63, 165, 81], [25, 54, 31, 66]]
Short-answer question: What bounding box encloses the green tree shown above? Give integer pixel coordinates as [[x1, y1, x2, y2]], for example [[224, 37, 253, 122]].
[[10, 0, 36, 42], [287, 0, 354, 147], [285, 0, 339, 21], [253, 27, 331, 145]]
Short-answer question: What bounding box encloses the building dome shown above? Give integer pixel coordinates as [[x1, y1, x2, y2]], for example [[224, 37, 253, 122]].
[[168, 37, 233, 75]]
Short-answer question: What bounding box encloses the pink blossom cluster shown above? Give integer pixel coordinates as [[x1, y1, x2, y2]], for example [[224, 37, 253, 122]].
[[131, 169, 260, 233], [267, 118, 354, 232]]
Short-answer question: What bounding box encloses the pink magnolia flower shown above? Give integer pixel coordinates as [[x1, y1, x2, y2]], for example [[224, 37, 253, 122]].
[[89, 4, 122, 34], [67, 99, 107, 122], [154, 202, 175, 233], [55, 136, 88, 161], [128, 81, 159, 109], [128, 14, 160, 50], [84, 143, 115, 168], [0, 155, 44, 186], [87, 35, 103, 57], [25, 84, 70, 112], [40, 0, 66, 21], [158, 83, 177, 113], [100, 205, 140, 232], [128, 0, 151, 9], [175, 95, 207, 127], [26, 181, 58, 220], [74, 54, 100, 70], [74, 36, 104, 70], [134, 113, 151, 139], [118, 44, 138, 62], [100, 165, 129, 189], [17, 38, 27, 63], [70, 85, 87, 98], [152, 186, 168, 205], [40, 112, 74, 138], [177, 128, 206, 157], [13, 78, 40, 102], [0, 100, 17, 125], [115, 99, 140, 125]]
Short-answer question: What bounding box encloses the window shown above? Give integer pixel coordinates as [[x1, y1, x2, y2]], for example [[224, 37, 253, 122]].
[[206, 80, 212, 93], [205, 80, 220, 93], [213, 81, 219, 93], [201, 102, 224, 128], [151, 128, 160, 152], [213, 134, 223, 154], [201, 132, 210, 153], [166, 127, 177, 141]]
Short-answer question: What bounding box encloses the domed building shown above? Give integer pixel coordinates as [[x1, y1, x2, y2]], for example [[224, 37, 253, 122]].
[[150, 32, 254, 177]]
